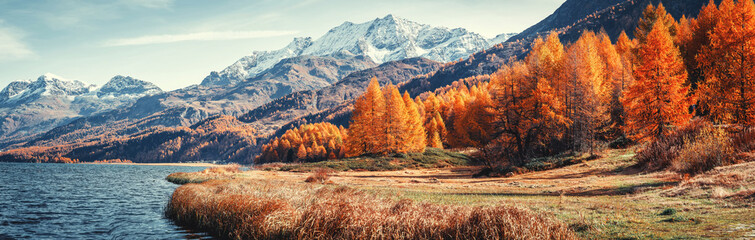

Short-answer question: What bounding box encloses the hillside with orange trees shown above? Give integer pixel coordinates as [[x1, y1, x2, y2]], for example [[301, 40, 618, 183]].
[[0, 115, 259, 163]]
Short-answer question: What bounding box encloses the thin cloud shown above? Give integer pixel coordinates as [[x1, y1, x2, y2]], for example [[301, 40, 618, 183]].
[[0, 21, 33, 61], [103, 30, 298, 47], [120, 0, 175, 9]]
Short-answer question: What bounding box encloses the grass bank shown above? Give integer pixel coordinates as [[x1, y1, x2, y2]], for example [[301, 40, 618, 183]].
[[165, 164, 245, 184]]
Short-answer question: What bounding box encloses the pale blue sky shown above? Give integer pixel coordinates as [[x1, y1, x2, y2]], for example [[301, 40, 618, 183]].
[[0, 0, 565, 90]]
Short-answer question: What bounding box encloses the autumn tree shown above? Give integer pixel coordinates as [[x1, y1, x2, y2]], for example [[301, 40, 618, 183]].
[[421, 93, 447, 148], [346, 78, 428, 156], [564, 31, 610, 153], [682, 0, 719, 91], [404, 92, 427, 152], [526, 32, 569, 135], [697, 0, 755, 125], [383, 84, 409, 153], [490, 58, 565, 163], [623, 21, 692, 141], [635, 3, 677, 44], [345, 77, 387, 155], [596, 31, 627, 139]]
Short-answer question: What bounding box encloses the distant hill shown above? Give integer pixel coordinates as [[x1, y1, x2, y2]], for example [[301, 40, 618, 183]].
[[0, 115, 258, 163]]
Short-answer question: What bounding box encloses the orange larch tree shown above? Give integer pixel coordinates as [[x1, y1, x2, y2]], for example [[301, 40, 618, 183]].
[[596, 31, 627, 139], [403, 92, 427, 152], [697, 0, 755, 125], [635, 3, 678, 44], [564, 31, 609, 153], [420, 93, 447, 148], [684, 0, 719, 91], [490, 58, 564, 163], [383, 84, 409, 153], [623, 21, 692, 141], [345, 77, 386, 156]]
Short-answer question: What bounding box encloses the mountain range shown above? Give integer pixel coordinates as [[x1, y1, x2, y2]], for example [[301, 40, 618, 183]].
[[0, 15, 503, 151], [0, 74, 161, 148], [201, 14, 514, 87]]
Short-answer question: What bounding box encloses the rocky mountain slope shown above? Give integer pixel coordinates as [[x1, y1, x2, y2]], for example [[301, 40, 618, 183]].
[[510, 0, 718, 43], [239, 57, 441, 134]]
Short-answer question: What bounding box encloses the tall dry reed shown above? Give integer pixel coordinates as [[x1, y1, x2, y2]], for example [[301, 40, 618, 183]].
[[166, 179, 577, 240]]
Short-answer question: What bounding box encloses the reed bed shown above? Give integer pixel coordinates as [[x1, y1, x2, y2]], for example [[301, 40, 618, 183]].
[[165, 179, 577, 240]]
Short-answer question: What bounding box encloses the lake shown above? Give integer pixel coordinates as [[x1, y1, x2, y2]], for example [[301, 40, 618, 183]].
[[0, 162, 211, 239]]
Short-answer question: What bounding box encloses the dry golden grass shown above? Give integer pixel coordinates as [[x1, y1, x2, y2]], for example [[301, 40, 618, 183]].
[[166, 164, 244, 184], [662, 161, 755, 201], [166, 179, 577, 240]]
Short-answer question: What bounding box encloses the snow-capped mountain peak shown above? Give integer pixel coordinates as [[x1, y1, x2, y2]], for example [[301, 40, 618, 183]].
[[201, 37, 314, 87], [0, 79, 32, 101], [96, 75, 162, 98], [32, 74, 93, 97], [202, 14, 514, 87]]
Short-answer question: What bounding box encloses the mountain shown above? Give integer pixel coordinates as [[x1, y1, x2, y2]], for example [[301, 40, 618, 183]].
[[201, 37, 313, 86], [0, 74, 163, 149], [0, 73, 94, 107], [509, 0, 718, 43], [201, 14, 509, 87], [96, 75, 162, 98]]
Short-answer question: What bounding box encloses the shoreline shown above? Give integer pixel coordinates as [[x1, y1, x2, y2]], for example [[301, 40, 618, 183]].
[[81, 162, 231, 167]]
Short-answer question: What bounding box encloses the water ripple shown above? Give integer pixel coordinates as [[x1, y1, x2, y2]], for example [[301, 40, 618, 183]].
[[0, 162, 212, 239]]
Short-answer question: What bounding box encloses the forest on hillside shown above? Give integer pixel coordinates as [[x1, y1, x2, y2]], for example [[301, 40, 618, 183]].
[[259, 0, 755, 175]]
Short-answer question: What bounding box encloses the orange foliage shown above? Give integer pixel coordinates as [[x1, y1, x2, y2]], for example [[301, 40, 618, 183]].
[[623, 21, 692, 142], [258, 122, 347, 163], [345, 78, 387, 155], [634, 3, 678, 44], [345, 78, 426, 156], [697, 0, 755, 125]]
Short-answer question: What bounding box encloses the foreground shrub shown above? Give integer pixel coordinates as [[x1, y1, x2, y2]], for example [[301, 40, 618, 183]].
[[304, 168, 331, 183], [672, 127, 737, 174], [166, 179, 577, 240], [636, 119, 747, 174]]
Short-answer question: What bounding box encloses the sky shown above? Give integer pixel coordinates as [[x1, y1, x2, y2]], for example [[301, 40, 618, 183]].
[[0, 0, 565, 91]]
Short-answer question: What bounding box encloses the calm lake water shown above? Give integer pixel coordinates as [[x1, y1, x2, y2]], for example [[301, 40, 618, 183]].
[[0, 162, 211, 239]]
